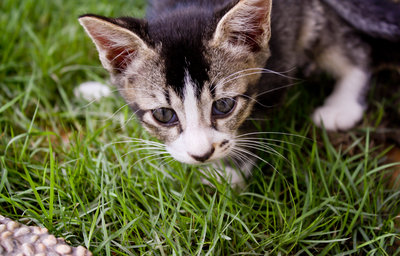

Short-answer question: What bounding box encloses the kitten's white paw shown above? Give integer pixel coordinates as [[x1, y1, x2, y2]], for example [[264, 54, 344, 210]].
[[74, 81, 111, 101], [226, 166, 247, 187], [312, 102, 364, 131], [201, 164, 247, 188]]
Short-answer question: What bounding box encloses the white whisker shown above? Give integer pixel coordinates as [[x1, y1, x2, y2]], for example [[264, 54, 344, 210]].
[[237, 131, 308, 139], [234, 138, 300, 148], [234, 143, 288, 162], [255, 81, 300, 98], [232, 147, 280, 175], [228, 151, 261, 173], [122, 147, 167, 158]]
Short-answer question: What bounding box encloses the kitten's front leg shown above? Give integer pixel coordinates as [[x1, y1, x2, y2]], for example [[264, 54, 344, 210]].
[[201, 158, 255, 188], [312, 49, 370, 131]]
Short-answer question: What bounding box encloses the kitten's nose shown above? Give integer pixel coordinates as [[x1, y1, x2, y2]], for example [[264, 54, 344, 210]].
[[190, 147, 215, 163]]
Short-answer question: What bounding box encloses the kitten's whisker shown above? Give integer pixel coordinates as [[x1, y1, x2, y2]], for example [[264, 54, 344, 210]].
[[254, 81, 300, 98], [237, 131, 308, 139], [132, 152, 169, 165], [214, 67, 299, 93], [234, 138, 300, 147], [255, 67, 299, 80], [216, 71, 266, 90], [218, 67, 296, 87], [118, 137, 166, 147], [104, 139, 166, 152], [103, 140, 139, 147], [228, 151, 261, 172], [99, 103, 129, 122], [119, 112, 138, 130], [229, 149, 263, 173], [221, 92, 270, 108], [211, 68, 264, 93], [149, 155, 172, 163], [234, 143, 288, 162], [235, 140, 291, 154], [122, 147, 167, 158], [232, 147, 280, 175], [129, 150, 169, 162], [78, 98, 99, 109], [216, 68, 257, 85], [129, 140, 166, 147], [62, 64, 110, 72], [159, 158, 175, 168], [235, 140, 285, 154]]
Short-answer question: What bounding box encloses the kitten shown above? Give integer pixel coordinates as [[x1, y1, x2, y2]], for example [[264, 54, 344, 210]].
[[79, 0, 400, 184]]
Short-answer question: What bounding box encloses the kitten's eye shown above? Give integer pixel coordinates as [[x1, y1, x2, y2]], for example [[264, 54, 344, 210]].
[[212, 97, 236, 117], [152, 108, 178, 125]]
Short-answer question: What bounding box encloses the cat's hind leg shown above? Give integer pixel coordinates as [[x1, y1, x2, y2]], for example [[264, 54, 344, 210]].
[[312, 47, 370, 131]]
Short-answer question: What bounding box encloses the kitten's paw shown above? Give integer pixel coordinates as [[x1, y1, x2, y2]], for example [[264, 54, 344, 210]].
[[312, 102, 364, 131], [201, 164, 247, 188], [227, 166, 247, 188]]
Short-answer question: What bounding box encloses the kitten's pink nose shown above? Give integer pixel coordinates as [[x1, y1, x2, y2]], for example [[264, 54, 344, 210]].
[[190, 146, 215, 163]]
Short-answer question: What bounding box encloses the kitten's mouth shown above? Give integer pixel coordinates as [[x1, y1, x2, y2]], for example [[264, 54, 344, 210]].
[[190, 147, 216, 163], [190, 140, 233, 164], [166, 140, 233, 165]]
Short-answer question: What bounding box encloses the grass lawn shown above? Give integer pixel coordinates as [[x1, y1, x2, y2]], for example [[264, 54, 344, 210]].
[[1, 0, 400, 255]]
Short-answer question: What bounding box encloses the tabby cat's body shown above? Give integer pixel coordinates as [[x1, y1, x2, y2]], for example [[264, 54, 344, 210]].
[[79, 0, 400, 184]]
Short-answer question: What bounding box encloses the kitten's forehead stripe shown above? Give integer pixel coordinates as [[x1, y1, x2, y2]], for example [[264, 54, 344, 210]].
[[147, 9, 217, 97]]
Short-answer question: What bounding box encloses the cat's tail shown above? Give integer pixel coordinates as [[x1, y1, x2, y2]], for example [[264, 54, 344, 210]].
[[322, 0, 400, 41]]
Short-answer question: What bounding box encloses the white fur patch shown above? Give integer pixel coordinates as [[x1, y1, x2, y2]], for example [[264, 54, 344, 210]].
[[166, 71, 233, 164], [167, 72, 213, 163], [181, 72, 212, 159], [74, 81, 112, 101], [313, 48, 369, 131], [312, 101, 364, 131]]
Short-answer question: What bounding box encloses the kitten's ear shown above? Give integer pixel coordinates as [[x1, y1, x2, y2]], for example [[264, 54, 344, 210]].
[[79, 15, 153, 74], [212, 0, 272, 52]]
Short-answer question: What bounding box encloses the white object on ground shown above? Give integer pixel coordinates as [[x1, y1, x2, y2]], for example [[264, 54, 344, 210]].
[[74, 81, 112, 101]]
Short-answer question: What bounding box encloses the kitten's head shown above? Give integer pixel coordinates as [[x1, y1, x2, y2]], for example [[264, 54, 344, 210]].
[[79, 0, 272, 164]]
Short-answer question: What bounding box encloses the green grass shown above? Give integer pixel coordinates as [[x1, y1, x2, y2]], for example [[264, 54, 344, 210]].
[[1, 0, 400, 255]]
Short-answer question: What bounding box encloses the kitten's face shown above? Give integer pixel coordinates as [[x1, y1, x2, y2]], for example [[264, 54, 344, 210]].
[[79, 0, 272, 164], [119, 46, 264, 164]]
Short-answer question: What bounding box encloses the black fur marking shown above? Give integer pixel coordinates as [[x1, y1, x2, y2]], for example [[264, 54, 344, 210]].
[[220, 140, 229, 147], [211, 117, 217, 130], [164, 89, 171, 105], [190, 147, 215, 162], [146, 1, 234, 98], [148, 11, 213, 98], [178, 123, 183, 134]]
